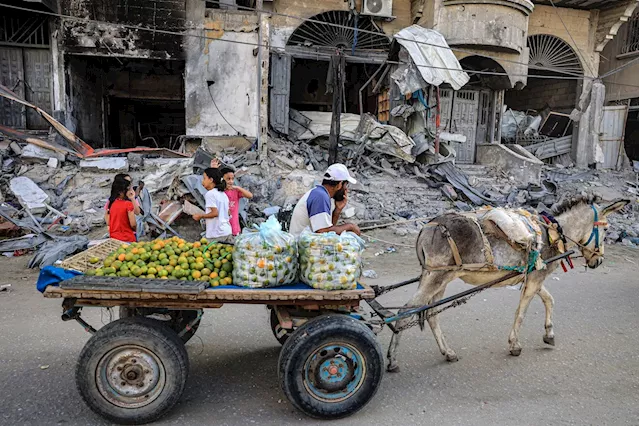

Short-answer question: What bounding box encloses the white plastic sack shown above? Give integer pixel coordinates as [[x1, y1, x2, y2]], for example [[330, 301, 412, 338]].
[[232, 216, 298, 288], [298, 228, 365, 290]]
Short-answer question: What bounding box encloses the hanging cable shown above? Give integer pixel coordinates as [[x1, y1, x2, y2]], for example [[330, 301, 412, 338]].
[[548, 0, 597, 78], [0, 2, 635, 84]]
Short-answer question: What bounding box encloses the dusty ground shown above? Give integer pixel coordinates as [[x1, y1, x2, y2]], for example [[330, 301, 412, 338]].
[[0, 229, 638, 425]]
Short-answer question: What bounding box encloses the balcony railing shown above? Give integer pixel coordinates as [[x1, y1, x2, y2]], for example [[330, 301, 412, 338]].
[[621, 10, 639, 55]]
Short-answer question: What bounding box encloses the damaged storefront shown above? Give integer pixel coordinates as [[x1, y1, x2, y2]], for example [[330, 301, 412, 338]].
[[53, 0, 187, 149], [0, 4, 53, 130]]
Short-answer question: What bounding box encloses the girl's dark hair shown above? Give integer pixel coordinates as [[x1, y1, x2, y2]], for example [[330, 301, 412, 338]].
[[220, 167, 234, 176], [114, 173, 131, 183], [108, 177, 131, 212], [204, 167, 226, 191]]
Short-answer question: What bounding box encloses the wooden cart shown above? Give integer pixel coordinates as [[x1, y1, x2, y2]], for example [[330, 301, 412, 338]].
[[44, 278, 381, 424]]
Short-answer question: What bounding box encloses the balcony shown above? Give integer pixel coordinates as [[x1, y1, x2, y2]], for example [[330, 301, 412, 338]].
[[437, 0, 534, 54]]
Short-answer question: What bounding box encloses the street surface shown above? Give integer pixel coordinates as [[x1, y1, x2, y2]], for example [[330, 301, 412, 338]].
[[0, 234, 637, 426]]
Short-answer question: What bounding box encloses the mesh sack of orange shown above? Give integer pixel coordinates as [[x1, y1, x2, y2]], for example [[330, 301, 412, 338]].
[[232, 216, 298, 288], [298, 228, 365, 290]]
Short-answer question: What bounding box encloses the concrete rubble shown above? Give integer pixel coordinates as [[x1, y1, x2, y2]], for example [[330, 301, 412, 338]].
[[0, 117, 638, 269]]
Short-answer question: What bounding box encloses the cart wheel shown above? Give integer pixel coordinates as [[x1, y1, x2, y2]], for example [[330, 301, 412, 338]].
[[119, 307, 202, 343], [278, 315, 383, 419], [76, 317, 189, 425], [270, 308, 292, 345]]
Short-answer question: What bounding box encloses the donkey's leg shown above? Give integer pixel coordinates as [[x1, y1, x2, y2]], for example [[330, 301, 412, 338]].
[[538, 285, 555, 346], [508, 278, 542, 356], [386, 271, 449, 373], [426, 284, 458, 362]]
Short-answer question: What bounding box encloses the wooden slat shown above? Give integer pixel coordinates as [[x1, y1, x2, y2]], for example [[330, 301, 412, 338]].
[[43, 284, 375, 306]]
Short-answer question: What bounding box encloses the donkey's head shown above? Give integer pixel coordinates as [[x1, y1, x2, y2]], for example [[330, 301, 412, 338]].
[[553, 197, 630, 269]]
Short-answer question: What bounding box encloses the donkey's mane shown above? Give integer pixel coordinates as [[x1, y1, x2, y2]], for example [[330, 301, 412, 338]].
[[551, 194, 601, 216]]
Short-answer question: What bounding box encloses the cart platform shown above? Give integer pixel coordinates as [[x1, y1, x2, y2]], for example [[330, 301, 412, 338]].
[[43, 279, 375, 309]]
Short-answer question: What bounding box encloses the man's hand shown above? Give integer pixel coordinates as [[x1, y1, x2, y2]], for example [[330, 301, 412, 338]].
[[335, 188, 349, 211], [348, 223, 361, 236], [126, 188, 136, 201], [192, 214, 202, 221], [210, 158, 220, 168]]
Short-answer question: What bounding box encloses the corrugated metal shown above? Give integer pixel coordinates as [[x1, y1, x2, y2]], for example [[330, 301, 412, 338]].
[[522, 135, 572, 160], [0, 46, 25, 128], [600, 105, 627, 169], [23, 48, 51, 129]]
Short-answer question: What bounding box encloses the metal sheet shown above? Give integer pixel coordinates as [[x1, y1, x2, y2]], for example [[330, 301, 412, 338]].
[[23, 48, 51, 129], [0, 47, 25, 128], [269, 52, 291, 135], [451, 90, 479, 164], [600, 105, 627, 169]]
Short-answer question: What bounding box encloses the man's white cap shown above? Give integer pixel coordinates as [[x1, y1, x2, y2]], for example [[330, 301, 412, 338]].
[[324, 163, 357, 184]]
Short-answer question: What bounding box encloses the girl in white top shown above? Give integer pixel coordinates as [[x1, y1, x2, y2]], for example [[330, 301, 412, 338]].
[[192, 168, 233, 242]]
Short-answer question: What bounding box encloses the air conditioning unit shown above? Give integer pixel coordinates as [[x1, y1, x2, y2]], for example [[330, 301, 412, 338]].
[[361, 0, 393, 19]]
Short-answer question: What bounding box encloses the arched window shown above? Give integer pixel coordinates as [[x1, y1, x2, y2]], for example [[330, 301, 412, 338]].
[[527, 34, 583, 76], [620, 11, 640, 55], [287, 11, 390, 51]]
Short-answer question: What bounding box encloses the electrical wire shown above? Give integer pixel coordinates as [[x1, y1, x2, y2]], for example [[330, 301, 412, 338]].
[[207, 84, 244, 136], [548, 0, 597, 78], [2, 1, 587, 80], [183, 0, 590, 78], [599, 56, 639, 79], [0, 2, 635, 84]]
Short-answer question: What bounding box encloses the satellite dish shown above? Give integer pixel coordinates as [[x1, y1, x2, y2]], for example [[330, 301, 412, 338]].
[[366, 0, 383, 13]]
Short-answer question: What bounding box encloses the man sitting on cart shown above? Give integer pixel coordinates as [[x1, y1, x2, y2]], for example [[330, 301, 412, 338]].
[[289, 163, 361, 237]]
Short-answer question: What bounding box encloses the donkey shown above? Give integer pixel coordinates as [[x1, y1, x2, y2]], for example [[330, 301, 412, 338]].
[[386, 196, 630, 373]]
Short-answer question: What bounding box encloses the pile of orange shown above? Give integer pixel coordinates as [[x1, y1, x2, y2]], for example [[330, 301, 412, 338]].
[[86, 237, 234, 287]]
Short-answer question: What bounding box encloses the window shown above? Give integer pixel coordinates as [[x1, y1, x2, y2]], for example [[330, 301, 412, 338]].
[[621, 10, 639, 55]]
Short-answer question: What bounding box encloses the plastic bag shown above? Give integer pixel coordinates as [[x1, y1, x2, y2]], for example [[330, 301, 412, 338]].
[[232, 216, 298, 288], [298, 228, 365, 290]]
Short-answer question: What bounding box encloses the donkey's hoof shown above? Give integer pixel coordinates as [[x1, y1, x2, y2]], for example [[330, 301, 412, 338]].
[[543, 336, 555, 346], [445, 352, 459, 362], [387, 363, 400, 373], [510, 347, 522, 356]]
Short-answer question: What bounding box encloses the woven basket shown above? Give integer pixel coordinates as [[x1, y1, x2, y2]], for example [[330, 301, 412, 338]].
[[60, 239, 127, 273]]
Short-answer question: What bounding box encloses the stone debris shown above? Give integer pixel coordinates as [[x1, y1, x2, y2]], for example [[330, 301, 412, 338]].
[[0, 118, 637, 271], [79, 157, 129, 172], [21, 144, 65, 164]]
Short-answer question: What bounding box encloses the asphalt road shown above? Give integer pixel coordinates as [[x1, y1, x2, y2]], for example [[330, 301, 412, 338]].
[[0, 245, 637, 426]]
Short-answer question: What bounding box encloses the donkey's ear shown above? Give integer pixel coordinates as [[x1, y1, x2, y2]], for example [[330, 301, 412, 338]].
[[601, 199, 631, 216]]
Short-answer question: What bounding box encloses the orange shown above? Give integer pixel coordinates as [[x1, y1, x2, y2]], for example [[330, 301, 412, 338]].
[[192, 270, 201, 279], [196, 257, 204, 264], [193, 242, 201, 248], [256, 259, 266, 268], [209, 272, 218, 279], [118, 253, 126, 261]]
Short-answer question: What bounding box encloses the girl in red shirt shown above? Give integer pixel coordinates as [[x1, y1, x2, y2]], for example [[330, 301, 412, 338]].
[[105, 178, 137, 242]]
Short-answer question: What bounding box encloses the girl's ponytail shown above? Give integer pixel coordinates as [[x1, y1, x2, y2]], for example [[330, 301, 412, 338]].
[[204, 168, 226, 191]]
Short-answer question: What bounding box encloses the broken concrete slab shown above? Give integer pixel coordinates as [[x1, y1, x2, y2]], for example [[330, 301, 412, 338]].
[[80, 157, 129, 172], [47, 158, 59, 168], [10, 176, 49, 212], [272, 170, 318, 206], [21, 143, 65, 164]]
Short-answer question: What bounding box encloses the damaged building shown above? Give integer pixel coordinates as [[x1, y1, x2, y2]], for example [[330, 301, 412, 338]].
[[599, 6, 639, 169], [0, 0, 638, 165]]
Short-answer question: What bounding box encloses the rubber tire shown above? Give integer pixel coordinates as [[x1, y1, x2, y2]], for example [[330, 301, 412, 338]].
[[119, 307, 201, 343], [270, 308, 292, 345], [278, 315, 384, 419], [76, 317, 189, 425]]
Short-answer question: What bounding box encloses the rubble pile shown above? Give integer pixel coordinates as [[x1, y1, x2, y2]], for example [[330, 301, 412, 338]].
[[0, 121, 637, 269]]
